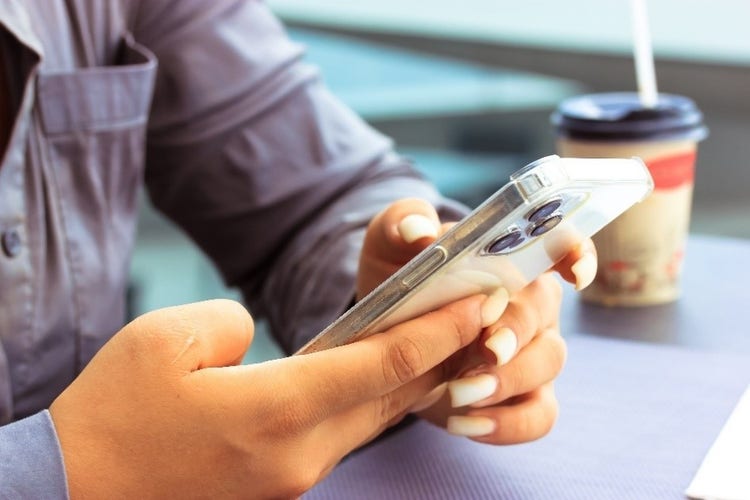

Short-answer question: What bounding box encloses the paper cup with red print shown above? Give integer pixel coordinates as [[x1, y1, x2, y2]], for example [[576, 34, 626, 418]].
[[552, 93, 708, 306]]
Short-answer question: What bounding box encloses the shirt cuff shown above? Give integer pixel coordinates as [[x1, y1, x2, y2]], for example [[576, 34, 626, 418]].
[[0, 410, 70, 499]]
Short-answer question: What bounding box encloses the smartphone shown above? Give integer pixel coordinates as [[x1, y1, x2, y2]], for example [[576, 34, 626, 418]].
[[296, 155, 653, 355]]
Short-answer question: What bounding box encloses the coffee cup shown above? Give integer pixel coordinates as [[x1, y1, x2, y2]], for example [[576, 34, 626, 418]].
[[552, 92, 708, 306]]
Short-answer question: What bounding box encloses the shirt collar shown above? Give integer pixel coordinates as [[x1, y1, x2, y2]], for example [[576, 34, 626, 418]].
[[0, 0, 44, 58]]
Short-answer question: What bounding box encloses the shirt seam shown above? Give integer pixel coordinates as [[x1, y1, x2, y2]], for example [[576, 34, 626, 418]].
[[31, 107, 84, 373]]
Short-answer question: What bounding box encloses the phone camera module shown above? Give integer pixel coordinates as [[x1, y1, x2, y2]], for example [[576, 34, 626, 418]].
[[486, 229, 524, 254], [528, 214, 563, 237], [526, 198, 563, 222]]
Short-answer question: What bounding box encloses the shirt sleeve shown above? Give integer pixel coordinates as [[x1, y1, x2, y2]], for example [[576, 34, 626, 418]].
[[0, 410, 69, 498], [133, 0, 467, 352]]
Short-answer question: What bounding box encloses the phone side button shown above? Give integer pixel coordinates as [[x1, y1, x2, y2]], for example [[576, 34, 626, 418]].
[[401, 246, 448, 289]]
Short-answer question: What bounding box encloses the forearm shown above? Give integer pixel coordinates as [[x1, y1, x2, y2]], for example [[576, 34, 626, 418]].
[[252, 151, 467, 353], [136, 0, 468, 352]]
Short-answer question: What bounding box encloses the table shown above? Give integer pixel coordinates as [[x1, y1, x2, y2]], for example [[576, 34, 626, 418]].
[[561, 234, 750, 353], [304, 235, 750, 499]]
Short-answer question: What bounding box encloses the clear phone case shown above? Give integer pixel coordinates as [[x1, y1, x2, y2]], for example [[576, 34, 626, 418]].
[[297, 155, 653, 354]]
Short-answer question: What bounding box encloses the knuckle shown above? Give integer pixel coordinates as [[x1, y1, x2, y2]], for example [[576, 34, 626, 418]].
[[280, 397, 321, 434], [260, 376, 320, 434], [374, 392, 405, 427], [123, 311, 176, 355], [549, 333, 568, 373], [293, 469, 321, 497], [517, 307, 535, 340], [235, 446, 324, 498], [539, 391, 560, 438], [505, 405, 532, 441], [443, 301, 481, 349], [125, 310, 160, 341], [550, 277, 564, 303], [538, 273, 563, 304], [507, 276, 562, 339], [502, 301, 534, 345], [521, 389, 559, 441], [505, 362, 526, 397], [217, 299, 255, 332], [383, 337, 426, 385], [279, 459, 322, 498], [270, 403, 312, 435], [495, 389, 559, 444], [374, 394, 393, 426]]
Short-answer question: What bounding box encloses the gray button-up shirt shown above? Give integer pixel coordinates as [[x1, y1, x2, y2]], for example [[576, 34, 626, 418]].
[[0, 1, 463, 495]]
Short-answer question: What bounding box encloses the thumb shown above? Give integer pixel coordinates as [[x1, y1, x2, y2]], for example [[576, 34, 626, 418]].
[[125, 299, 255, 371]]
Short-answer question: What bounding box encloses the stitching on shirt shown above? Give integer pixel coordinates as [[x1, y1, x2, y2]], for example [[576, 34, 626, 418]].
[[32, 106, 84, 373]]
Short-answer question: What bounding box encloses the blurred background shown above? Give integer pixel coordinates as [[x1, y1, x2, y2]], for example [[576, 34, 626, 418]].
[[130, 0, 750, 361]]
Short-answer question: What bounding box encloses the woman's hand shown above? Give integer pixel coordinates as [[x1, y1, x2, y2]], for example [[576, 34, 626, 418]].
[[357, 198, 598, 444], [417, 273, 568, 443], [50, 296, 495, 499]]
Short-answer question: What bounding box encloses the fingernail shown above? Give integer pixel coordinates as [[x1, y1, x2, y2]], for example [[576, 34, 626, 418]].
[[409, 382, 448, 413], [446, 416, 496, 437], [397, 214, 438, 243], [572, 252, 597, 291], [480, 288, 509, 327], [485, 327, 517, 365], [448, 374, 498, 408]]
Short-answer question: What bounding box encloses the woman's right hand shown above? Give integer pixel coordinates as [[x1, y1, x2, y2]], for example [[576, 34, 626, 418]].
[[50, 297, 491, 499]]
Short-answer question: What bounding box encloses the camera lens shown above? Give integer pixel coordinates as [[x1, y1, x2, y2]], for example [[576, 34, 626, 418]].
[[486, 229, 523, 254], [527, 198, 563, 222], [528, 214, 563, 237]]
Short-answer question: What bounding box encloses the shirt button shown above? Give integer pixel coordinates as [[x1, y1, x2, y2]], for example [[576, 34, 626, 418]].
[[1, 230, 22, 258]]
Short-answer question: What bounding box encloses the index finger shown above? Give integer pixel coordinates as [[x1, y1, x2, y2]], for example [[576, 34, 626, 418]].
[[295, 294, 486, 416]]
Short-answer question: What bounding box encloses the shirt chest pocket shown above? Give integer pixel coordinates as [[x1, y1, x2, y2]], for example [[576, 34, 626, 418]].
[[34, 34, 157, 365]]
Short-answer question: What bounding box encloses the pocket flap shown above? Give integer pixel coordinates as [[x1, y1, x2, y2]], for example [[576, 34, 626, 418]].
[[36, 34, 157, 135]]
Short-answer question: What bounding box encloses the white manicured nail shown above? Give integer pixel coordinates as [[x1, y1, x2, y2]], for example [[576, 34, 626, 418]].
[[485, 327, 517, 365], [409, 383, 448, 413], [448, 374, 498, 408], [397, 214, 438, 243], [480, 288, 509, 327], [446, 416, 496, 437], [572, 252, 597, 291]]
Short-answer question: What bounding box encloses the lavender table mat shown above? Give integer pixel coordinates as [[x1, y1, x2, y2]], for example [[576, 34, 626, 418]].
[[305, 336, 750, 499]]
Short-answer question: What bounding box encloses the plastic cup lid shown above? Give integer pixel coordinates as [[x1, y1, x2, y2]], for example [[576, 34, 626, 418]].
[[551, 92, 708, 142]]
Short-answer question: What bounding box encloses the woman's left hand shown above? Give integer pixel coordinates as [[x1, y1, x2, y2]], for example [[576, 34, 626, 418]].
[[357, 198, 598, 444]]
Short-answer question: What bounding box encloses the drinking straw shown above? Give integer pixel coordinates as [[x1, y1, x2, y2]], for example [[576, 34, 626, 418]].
[[630, 0, 658, 108]]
